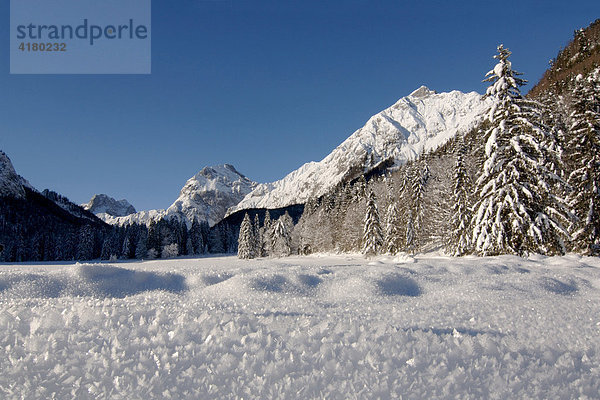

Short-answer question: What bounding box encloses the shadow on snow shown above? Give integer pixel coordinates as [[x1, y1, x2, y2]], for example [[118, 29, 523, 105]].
[[0, 264, 187, 298]]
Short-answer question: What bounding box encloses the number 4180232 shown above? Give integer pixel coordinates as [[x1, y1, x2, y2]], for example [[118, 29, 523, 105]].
[[18, 42, 67, 52]]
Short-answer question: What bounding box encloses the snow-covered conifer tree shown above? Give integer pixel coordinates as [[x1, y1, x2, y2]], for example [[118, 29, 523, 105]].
[[189, 218, 203, 255], [472, 45, 568, 256], [271, 212, 293, 257], [237, 213, 255, 259], [162, 243, 179, 258], [135, 228, 148, 259], [565, 70, 600, 254], [405, 209, 416, 254], [384, 201, 401, 255], [395, 168, 411, 249], [253, 214, 262, 257], [76, 225, 95, 260], [262, 210, 273, 256], [101, 232, 120, 260], [356, 176, 367, 200], [447, 139, 472, 256], [362, 190, 383, 256], [408, 162, 430, 252]]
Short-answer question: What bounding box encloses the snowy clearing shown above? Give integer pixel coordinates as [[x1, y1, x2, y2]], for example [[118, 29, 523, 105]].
[[1, 254, 600, 399]]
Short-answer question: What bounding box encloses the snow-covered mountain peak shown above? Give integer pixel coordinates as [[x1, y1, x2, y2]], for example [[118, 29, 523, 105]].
[[408, 85, 437, 98], [183, 164, 253, 195], [166, 164, 257, 226], [229, 87, 493, 214], [0, 151, 26, 199], [82, 194, 136, 217], [98, 164, 257, 228]]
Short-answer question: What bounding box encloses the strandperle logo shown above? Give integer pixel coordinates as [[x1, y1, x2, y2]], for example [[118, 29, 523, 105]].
[[15, 19, 149, 46], [10, 0, 151, 74]]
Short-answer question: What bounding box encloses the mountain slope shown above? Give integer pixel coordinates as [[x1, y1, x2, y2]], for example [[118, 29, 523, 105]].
[[0, 151, 26, 199], [100, 164, 257, 227], [0, 150, 109, 262], [228, 86, 492, 214], [82, 194, 136, 217], [529, 18, 600, 99]]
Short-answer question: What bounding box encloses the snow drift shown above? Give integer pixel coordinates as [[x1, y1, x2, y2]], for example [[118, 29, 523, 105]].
[[1, 254, 599, 398]]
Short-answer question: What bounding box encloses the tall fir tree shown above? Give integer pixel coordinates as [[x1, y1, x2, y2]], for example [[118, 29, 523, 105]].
[[405, 209, 416, 254], [384, 201, 401, 255], [262, 210, 273, 256], [362, 189, 383, 256], [396, 168, 411, 249], [447, 138, 472, 256], [253, 214, 262, 257], [189, 218, 204, 255], [472, 44, 568, 256], [76, 225, 95, 261], [264, 210, 272, 229], [100, 230, 120, 260], [147, 220, 161, 257], [271, 212, 293, 257], [135, 227, 148, 259], [237, 213, 255, 259], [565, 70, 600, 254], [121, 225, 138, 259], [208, 225, 226, 253], [409, 162, 430, 252]]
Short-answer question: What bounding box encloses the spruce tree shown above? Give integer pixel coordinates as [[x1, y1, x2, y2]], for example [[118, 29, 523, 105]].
[[237, 213, 255, 259], [76, 225, 95, 261], [121, 225, 138, 259], [405, 209, 416, 254], [565, 70, 600, 254], [384, 201, 401, 255], [189, 218, 203, 255], [147, 221, 161, 258], [135, 229, 148, 259], [409, 162, 429, 252], [472, 45, 568, 256], [356, 176, 367, 200], [262, 210, 273, 256], [396, 168, 411, 249], [362, 189, 383, 256], [271, 213, 293, 257], [208, 225, 225, 253], [101, 231, 119, 260], [253, 214, 262, 257], [447, 139, 472, 256], [200, 221, 210, 253]]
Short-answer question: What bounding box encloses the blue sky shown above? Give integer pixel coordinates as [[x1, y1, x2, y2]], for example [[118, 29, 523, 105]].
[[1, 0, 598, 211]]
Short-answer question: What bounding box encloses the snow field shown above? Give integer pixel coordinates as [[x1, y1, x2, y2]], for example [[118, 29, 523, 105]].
[[1, 254, 599, 399]]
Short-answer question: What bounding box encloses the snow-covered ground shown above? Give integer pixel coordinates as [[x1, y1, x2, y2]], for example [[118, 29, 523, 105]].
[[1, 253, 599, 399]]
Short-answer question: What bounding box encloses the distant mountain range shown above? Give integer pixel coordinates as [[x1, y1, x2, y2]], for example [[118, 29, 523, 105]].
[[2, 86, 491, 231], [92, 164, 257, 227]]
